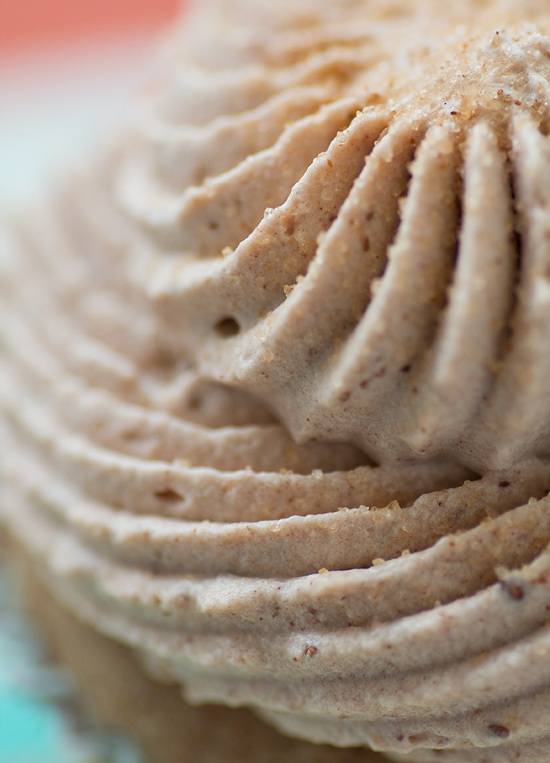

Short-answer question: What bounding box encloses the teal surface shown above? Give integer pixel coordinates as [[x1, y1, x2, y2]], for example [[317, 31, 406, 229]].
[[0, 568, 143, 763]]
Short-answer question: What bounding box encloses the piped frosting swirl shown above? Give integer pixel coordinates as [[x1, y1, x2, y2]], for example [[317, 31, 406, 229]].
[[3, 1, 550, 761]]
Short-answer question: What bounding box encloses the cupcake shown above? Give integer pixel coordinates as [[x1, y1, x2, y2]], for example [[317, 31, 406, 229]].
[[2, 1, 550, 761]]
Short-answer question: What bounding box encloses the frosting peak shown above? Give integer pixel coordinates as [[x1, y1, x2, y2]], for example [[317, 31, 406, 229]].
[[127, 22, 550, 471]]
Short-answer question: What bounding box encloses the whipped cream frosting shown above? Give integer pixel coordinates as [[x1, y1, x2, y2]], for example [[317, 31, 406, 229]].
[[2, 1, 550, 760]]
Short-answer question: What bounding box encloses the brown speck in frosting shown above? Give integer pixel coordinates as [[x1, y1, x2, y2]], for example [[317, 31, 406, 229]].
[[500, 578, 525, 601], [487, 724, 510, 739], [154, 489, 182, 503], [284, 214, 296, 236], [215, 317, 240, 337]]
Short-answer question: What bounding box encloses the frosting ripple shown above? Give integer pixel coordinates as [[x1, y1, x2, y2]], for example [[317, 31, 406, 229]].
[[2, 1, 550, 761]]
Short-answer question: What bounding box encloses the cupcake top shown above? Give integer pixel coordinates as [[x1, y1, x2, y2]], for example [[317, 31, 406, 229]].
[[106, 0, 550, 472], [2, 2, 550, 762]]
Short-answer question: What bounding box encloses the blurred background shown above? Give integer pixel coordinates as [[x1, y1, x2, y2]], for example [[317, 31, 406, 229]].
[[0, 0, 183, 208], [0, 3, 183, 761]]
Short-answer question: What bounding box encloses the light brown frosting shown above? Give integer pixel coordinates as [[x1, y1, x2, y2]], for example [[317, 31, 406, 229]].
[[2, 1, 550, 760]]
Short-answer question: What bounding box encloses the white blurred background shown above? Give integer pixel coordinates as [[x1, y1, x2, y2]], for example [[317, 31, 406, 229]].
[[0, 0, 182, 209]]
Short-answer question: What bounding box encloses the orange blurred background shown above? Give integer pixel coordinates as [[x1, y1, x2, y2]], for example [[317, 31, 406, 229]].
[[0, 0, 183, 51]]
